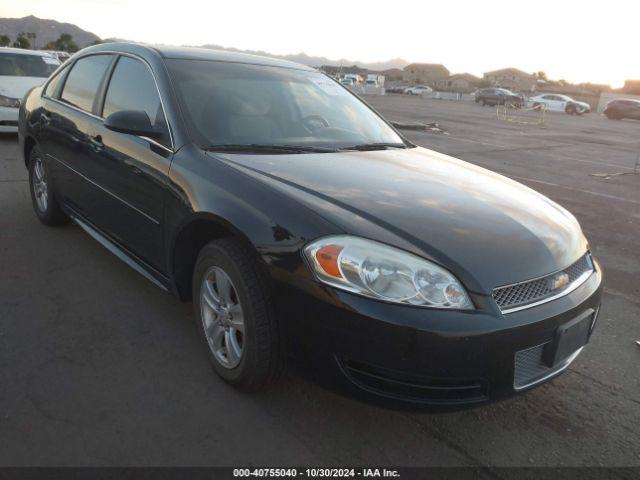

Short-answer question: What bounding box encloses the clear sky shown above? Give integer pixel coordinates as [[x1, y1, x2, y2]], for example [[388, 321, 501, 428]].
[[1, 0, 636, 87]]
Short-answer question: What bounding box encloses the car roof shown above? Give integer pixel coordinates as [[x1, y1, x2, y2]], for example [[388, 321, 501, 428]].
[[80, 42, 315, 71], [0, 47, 56, 58], [611, 98, 640, 104]]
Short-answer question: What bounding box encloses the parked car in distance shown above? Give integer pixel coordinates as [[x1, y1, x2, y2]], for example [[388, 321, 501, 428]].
[[529, 94, 588, 115], [603, 99, 640, 120], [386, 85, 408, 94], [19, 43, 602, 407], [0, 47, 60, 132], [404, 85, 433, 95], [41, 50, 72, 63], [339, 77, 355, 87], [474, 88, 524, 107]]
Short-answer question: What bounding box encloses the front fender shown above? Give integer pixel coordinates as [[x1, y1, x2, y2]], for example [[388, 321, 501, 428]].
[[165, 146, 342, 288]]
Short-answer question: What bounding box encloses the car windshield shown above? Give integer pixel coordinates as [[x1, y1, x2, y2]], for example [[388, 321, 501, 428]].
[[0, 53, 59, 77], [167, 59, 404, 151]]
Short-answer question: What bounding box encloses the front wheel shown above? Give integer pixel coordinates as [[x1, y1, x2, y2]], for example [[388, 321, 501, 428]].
[[28, 146, 69, 226], [193, 238, 282, 391]]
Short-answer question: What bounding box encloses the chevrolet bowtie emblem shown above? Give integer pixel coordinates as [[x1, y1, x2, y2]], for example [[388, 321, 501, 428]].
[[548, 272, 570, 291]]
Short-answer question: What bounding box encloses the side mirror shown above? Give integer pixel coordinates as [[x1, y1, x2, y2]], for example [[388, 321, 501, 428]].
[[104, 110, 161, 138]]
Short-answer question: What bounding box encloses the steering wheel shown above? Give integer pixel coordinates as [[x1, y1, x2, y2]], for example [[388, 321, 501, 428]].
[[302, 114, 330, 133]]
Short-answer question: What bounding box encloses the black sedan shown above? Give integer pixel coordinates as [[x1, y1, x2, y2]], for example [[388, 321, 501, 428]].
[[18, 43, 602, 406], [603, 99, 640, 120], [475, 88, 524, 107]]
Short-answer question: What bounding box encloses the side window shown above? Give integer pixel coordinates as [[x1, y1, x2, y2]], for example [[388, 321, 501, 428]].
[[43, 65, 68, 98], [60, 55, 112, 113], [102, 56, 170, 147]]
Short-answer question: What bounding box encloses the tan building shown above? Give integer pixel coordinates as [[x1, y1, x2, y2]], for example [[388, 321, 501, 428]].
[[402, 63, 450, 88], [483, 68, 536, 92], [447, 73, 481, 92]]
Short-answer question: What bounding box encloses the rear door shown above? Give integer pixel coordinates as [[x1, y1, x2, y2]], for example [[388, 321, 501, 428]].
[[88, 55, 173, 271], [41, 54, 115, 216]]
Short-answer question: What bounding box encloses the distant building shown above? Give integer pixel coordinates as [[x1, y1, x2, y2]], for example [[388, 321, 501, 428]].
[[447, 73, 481, 92], [483, 68, 536, 92], [382, 68, 403, 82], [402, 63, 450, 88], [619, 80, 640, 95]]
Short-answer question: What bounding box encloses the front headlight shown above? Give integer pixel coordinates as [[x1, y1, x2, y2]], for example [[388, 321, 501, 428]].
[[303, 235, 473, 309], [0, 95, 20, 108]]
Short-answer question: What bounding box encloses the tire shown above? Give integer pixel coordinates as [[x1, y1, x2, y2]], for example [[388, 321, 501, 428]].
[[566, 104, 577, 115], [480, 99, 486, 106], [192, 238, 282, 391], [28, 145, 69, 226], [533, 103, 542, 111]]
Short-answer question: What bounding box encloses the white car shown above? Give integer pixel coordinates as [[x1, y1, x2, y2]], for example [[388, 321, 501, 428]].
[[0, 47, 60, 132], [405, 85, 433, 95], [529, 94, 590, 115]]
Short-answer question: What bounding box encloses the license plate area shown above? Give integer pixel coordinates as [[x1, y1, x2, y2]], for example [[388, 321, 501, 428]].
[[543, 309, 595, 367]]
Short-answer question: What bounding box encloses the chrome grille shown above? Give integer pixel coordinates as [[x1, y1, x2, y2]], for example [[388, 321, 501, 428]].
[[493, 253, 593, 313], [514, 342, 583, 390]]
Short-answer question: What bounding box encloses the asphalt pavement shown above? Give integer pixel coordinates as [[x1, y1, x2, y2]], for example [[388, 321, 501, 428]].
[[1, 96, 639, 468]]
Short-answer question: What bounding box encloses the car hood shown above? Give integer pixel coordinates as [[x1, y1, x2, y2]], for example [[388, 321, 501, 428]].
[[0, 76, 48, 101], [216, 147, 587, 291]]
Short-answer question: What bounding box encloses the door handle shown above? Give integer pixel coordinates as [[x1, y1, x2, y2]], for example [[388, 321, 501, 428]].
[[89, 134, 104, 150], [40, 113, 50, 125]]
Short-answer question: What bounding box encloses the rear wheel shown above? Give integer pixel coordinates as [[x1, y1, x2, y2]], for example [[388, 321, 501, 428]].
[[28, 146, 69, 226], [193, 238, 282, 391]]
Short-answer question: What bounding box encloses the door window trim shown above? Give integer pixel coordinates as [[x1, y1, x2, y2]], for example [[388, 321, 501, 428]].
[[100, 53, 174, 151], [42, 50, 175, 153]]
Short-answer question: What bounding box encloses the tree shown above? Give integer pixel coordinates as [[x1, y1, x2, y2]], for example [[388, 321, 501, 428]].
[[12, 33, 31, 49], [534, 71, 548, 81], [0, 35, 10, 47], [47, 33, 79, 53], [26, 32, 37, 49]]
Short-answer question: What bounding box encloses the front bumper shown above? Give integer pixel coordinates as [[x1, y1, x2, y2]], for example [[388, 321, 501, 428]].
[[0, 106, 19, 132], [279, 260, 602, 407]]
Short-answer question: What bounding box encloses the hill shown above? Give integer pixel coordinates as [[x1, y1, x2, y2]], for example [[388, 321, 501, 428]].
[[0, 15, 100, 48], [0, 16, 408, 72], [196, 44, 408, 72]]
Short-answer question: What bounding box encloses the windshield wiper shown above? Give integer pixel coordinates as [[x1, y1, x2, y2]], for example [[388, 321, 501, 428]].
[[341, 142, 407, 151], [204, 144, 338, 154]]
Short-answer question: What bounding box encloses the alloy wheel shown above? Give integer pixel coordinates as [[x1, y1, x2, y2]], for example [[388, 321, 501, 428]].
[[32, 155, 48, 213], [200, 266, 245, 368]]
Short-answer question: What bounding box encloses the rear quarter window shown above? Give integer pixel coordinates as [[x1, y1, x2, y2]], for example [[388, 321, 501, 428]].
[[43, 65, 69, 97]]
